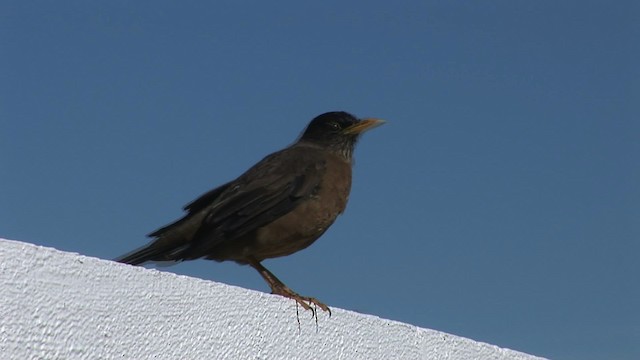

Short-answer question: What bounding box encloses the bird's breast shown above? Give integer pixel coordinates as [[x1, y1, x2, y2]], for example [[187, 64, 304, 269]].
[[251, 156, 352, 260]]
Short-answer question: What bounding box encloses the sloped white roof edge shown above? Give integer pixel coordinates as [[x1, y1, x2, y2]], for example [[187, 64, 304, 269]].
[[0, 238, 544, 360]]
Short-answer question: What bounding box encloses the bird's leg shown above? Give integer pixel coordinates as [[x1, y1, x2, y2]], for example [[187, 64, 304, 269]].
[[248, 258, 331, 315]]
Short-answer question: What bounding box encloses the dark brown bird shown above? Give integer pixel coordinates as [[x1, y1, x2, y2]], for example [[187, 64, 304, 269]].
[[116, 111, 384, 313]]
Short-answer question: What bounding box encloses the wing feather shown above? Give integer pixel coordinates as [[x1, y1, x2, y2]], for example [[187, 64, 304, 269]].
[[183, 147, 326, 257], [118, 145, 328, 263]]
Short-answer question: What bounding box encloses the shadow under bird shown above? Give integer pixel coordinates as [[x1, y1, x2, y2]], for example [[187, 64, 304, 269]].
[[116, 111, 384, 313]]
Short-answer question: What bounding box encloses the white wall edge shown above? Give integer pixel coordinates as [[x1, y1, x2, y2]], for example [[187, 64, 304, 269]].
[[0, 238, 545, 360]]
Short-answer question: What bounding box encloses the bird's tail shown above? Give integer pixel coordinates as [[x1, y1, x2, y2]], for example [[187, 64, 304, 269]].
[[116, 210, 204, 265], [115, 242, 184, 265], [114, 245, 158, 265]]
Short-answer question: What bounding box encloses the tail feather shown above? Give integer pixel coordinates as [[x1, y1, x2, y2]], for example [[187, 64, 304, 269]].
[[115, 243, 184, 265], [117, 203, 208, 265]]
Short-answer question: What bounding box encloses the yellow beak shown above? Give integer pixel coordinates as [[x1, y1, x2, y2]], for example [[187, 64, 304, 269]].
[[342, 118, 386, 135]]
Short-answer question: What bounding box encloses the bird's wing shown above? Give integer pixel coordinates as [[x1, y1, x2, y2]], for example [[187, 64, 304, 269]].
[[146, 181, 233, 238], [183, 181, 233, 213], [117, 146, 326, 263], [191, 148, 325, 243]]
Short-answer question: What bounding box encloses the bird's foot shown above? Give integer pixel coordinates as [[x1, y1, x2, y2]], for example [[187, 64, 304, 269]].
[[271, 284, 331, 315], [247, 258, 331, 317]]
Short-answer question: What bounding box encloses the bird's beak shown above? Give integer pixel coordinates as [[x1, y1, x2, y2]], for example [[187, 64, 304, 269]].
[[343, 118, 386, 135]]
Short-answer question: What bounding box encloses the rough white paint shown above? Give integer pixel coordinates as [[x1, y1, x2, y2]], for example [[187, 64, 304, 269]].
[[0, 238, 544, 360]]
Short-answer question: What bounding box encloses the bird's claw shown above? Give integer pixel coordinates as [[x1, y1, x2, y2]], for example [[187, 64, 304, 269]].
[[271, 286, 331, 315]]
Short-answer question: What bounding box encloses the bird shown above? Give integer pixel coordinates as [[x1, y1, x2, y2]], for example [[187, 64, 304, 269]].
[[115, 111, 384, 314]]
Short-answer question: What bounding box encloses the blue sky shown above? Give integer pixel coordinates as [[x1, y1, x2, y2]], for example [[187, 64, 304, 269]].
[[2, 1, 638, 358]]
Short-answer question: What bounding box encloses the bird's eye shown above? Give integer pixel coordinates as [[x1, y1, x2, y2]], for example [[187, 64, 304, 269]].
[[328, 122, 341, 130]]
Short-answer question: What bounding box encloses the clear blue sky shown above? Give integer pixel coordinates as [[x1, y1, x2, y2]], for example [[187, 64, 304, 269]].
[[2, 1, 638, 359]]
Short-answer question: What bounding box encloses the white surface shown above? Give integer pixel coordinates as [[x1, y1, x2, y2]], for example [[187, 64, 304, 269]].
[[0, 238, 544, 360]]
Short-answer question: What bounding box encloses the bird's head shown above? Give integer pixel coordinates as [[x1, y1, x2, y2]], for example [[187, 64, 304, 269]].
[[299, 111, 385, 159]]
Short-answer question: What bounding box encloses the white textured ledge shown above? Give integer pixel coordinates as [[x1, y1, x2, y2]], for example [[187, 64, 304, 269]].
[[0, 238, 544, 360]]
